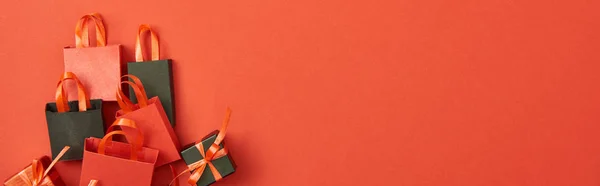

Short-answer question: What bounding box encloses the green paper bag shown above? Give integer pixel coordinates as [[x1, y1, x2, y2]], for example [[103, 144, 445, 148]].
[[127, 24, 175, 127], [45, 72, 105, 161]]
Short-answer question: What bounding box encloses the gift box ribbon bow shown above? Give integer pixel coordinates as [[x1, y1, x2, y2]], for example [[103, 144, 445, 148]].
[[170, 108, 232, 186], [18, 146, 70, 186]]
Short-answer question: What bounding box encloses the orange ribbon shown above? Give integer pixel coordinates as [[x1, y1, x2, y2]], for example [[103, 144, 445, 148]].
[[75, 13, 106, 48], [18, 146, 70, 186], [98, 118, 144, 161], [55, 72, 91, 113], [170, 108, 232, 186], [170, 165, 179, 186], [87, 180, 98, 186], [116, 75, 149, 114], [135, 24, 160, 62]]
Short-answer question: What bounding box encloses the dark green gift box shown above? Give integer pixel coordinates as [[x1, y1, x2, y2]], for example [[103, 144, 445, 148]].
[[45, 99, 105, 161], [181, 130, 236, 186], [127, 59, 176, 127]]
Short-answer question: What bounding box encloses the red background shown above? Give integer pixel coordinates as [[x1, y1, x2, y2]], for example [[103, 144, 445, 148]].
[[1, 0, 600, 185]]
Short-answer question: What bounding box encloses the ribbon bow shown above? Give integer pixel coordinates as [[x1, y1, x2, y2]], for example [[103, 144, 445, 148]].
[[170, 108, 232, 186], [18, 146, 70, 186]]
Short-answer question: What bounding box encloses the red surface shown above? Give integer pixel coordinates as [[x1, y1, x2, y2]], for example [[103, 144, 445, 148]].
[[1, 0, 600, 185]]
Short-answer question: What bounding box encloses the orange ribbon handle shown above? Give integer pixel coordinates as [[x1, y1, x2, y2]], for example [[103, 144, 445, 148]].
[[116, 75, 149, 114], [87, 180, 98, 186], [75, 13, 106, 48], [98, 131, 140, 161], [135, 24, 160, 62], [170, 108, 232, 186], [55, 72, 91, 113], [104, 118, 144, 152], [19, 146, 70, 186], [170, 165, 179, 186], [117, 81, 148, 109], [98, 118, 143, 161]]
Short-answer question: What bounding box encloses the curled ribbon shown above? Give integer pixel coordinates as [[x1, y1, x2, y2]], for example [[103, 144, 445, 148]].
[[18, 146, 70, 186], [116, 75, 149, 114], [170, 108, 232, 186]]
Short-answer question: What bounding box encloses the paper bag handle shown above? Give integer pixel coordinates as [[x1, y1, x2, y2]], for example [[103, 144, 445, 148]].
[[116, 75, 149, 113], [55, 72, 91, 112], [135, 24, 159, 62], [88, 180, 98, 186], [98, 131, 139, 160], [103, 118, 144, 151], [98, 118, 143, 161], [75, 13, 107, 48], [105, 118, 144, 144]]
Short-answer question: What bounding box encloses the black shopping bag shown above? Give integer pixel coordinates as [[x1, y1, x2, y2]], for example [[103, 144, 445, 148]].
[[127, 24, 175, 127], [45, 72, 105, 161]]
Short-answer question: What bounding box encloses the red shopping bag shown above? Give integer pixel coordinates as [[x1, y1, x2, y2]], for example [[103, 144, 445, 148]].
[[116, 75, 181, 167], [80, 118, 158, 186], [63, 13, 121, 101]]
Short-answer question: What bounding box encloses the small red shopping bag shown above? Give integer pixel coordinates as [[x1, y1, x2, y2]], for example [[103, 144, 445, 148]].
[[115, 75, 181, 167], [80, 118, 158, 186], [63, 13, 121, 101]]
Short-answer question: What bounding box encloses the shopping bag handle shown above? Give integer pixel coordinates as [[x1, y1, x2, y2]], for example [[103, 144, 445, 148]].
[[55, 72, 91, 112], [75, 13, 107, 48], [87, 180, 98, 186], [135, 24, 159, 62], [98, 118, 144, 161], [98, 131, 139, 160], [116, 75, 149, 113], [104, 118, 144, 147]]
